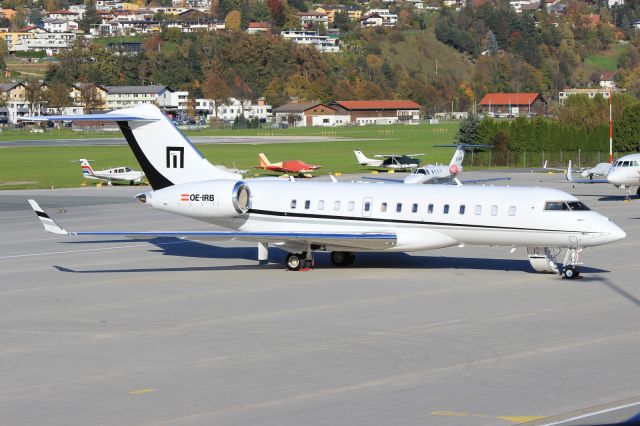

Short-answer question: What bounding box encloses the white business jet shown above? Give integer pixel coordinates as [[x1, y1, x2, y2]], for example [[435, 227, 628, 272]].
[[77, 158, 145, 185], [26, 105, 625, 278], [400, 144, 509, 185], [567, 155, 640, 197]]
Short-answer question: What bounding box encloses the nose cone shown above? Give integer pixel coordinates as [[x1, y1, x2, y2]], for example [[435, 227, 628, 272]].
[[607, 222, 627, 243], [606, 168, 623, 185]]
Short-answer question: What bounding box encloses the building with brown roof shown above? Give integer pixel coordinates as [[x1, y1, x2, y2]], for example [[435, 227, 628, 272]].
[[479, 93, 546, 116], [273, 102, 348, 127], [330, 100, 422, 125]]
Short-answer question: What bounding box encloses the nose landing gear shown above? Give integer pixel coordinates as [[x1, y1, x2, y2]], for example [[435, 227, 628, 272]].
[[561, 247, 583, 279]]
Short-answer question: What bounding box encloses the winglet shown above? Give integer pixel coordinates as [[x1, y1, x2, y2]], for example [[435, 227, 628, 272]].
[[27, 200, 69, 235], [566, 160, 574, 182]]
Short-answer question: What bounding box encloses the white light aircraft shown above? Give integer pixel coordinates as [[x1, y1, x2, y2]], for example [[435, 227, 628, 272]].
[[566, 155, 640, 197], [27, 105, 625, 278], [354, 150, 422, 171], [77, 158, 145, 185]]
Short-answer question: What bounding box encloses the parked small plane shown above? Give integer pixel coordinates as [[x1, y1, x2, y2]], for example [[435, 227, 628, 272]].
[[579, 162, 612, 180], [76, 159, 145, 185], [354, 150, 422, 171], [567, 155, 640, 197], [256, 153, 321, 177], [366, 144, 510, 185], [26, 105, 625, 279]]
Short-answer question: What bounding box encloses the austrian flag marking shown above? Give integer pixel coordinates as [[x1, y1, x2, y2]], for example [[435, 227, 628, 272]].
[[180, 193, 190, 201]]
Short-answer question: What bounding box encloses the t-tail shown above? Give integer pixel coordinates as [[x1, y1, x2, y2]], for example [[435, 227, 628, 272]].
[[24, 105, 241, 190], [566, 160, 574, 182], [258, 153, 272, 168], [80, 159, 94, 177], [354, 150, 371, 165], [449, 146, 465, 167]]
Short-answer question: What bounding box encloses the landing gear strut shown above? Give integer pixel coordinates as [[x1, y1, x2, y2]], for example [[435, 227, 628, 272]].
[[330, 251, 356, 267], [561, 247, 582, 279]]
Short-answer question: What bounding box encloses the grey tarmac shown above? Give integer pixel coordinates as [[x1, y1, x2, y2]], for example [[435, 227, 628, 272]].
[[0, 170, 639, 426]]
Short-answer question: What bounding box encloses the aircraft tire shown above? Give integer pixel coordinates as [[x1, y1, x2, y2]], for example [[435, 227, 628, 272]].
[[331, 251, 355, 266], [563, 266, 579, 279], [286, 253, 302, 271]]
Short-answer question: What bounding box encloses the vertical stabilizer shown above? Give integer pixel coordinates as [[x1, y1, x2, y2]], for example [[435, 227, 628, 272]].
[[258, 153, 272, 168], [80, 159, 94, 176], [116, 104, 241, 189], [449, 146, 465, 167], [354, 150, 371, 165]]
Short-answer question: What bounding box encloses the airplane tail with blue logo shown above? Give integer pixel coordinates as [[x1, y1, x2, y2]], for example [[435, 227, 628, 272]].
[[26, 104, 241, 190], [80, 159, 95, 177]]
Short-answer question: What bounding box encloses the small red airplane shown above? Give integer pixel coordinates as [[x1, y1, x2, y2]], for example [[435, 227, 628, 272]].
[[256, 153, 321, 177]]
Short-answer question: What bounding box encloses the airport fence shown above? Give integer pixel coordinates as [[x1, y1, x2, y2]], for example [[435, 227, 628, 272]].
[[467, 150, 630, 169]]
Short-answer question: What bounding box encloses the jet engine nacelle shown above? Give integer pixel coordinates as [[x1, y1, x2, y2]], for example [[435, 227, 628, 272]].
[[140, 180, 251, 219]]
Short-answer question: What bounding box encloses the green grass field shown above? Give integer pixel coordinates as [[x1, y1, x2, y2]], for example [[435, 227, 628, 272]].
[[0, 123, 459, 189], [584, 44, 626, 72]]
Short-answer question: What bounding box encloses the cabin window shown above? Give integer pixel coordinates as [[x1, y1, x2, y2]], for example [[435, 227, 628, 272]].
[[318, 200, 324, 210], [443, 204, 450, 214], [474, 205, 482, 215], [381, 202, 387, 212], [291, 200, 297, 209], [412, 203, 418, 213], [334, 201, 340, 211], [348, 201, 355, 211], [428, 204, 434, 214], [508, 206, 516, 216], [459, 205, 465, 214], [491, 205, 498, 216], [304, 200, 310, 209], [364, 201, 371, 212], [396, 203, 402, 213]]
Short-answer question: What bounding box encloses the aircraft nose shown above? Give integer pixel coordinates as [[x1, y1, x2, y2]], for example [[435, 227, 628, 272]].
[[607, 222, 626, 242]]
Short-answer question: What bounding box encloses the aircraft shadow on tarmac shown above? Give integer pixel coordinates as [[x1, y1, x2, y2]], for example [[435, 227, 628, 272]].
[[56, 237, 607, 274]]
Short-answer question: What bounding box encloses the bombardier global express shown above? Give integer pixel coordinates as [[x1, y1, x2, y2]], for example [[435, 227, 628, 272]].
[[26, 105, 625, 278]]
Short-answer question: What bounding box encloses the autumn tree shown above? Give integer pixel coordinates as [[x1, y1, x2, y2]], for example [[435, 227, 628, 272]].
[[46, 82, 72, 115], [232, 74, 252, 116], [266, 0, 285, 28], [263, 77, 288, 107], [25, 82, 46, 115], [225, 10, 241, 31], [202, 70, 230, 119], [79, 84, 106, 111]]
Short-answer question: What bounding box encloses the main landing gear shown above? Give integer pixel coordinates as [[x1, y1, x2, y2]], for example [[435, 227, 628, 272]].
[[285, 251, 357, 271], [285, 252, 313, 271]]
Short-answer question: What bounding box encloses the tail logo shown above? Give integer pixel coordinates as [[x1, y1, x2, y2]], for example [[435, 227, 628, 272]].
[[166, 147, 185, 169]]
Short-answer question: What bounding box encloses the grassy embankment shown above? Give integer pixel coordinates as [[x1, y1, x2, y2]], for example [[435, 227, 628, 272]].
[[583, 43, 626, 73], [0, 122, 459, 189]]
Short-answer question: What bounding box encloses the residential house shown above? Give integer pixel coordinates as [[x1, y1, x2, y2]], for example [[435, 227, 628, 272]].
[[510, 0, 540, 13], [360, 9, 397, 27], [0, 82, 28, 124], [103, 85, 176, 109], [479, 93, 546, 116], [12, 30, 76, 56], [600, 70, 617, 89], [47, 9, 80, 20], [297, 11, 329, 30], [196, 97, 272, 122], [281, 30, 339, 52], [272, 102, 348, 127], [315, 5, 362, 24], [43, 18, 79, 33], [70, 83, 109, 111], [246, 22, 270, 34], [330, 100, 422, 125]]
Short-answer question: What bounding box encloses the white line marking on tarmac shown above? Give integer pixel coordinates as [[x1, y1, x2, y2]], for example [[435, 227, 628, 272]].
[[0, 241, 189, 260], [543, 401, 640, 425]]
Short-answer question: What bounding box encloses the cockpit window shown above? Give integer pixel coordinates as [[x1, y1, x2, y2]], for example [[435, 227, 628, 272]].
[[544, 201, 570, 211], [416, 169, 426, 175], [545, 201, 590, 211], [567, 201, 590, 211]]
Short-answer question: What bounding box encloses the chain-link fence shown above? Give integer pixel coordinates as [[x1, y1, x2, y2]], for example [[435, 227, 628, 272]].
[[467, 150, 627, 169]]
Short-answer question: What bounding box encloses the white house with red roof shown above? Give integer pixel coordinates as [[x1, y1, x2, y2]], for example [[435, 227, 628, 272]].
[[246, 21, 270, 34], [599, 70, 617, 89], [479, 93, 546, 116]]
